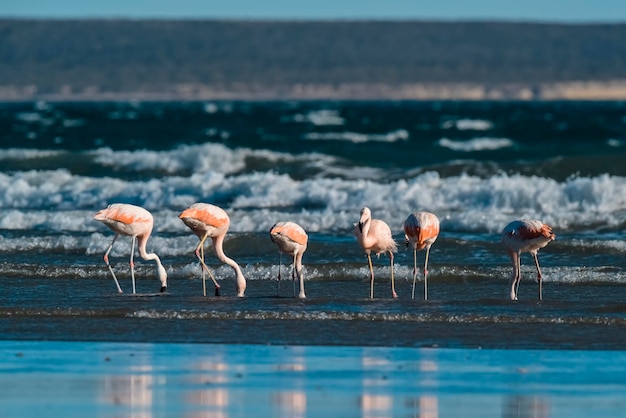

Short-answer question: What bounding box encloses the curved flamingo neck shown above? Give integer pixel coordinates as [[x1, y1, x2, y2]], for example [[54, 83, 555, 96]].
[[137, 233, 168, 290], [294, 250, 306, 298], [294, 251, 304, 276], [137, 234, 155, 260], [358, 219, 376, 249], [212, 234, 246, 296]]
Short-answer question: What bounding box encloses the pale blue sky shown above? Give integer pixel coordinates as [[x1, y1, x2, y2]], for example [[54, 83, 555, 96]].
[[1, 0, 625, 22]]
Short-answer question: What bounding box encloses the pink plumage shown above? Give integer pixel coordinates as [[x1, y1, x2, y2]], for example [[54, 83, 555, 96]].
[[404, 211, 440, 300], [93, 203, 167, 294], [353, 207, 398, 299], [179, 203, 246, 297], [502, 219, 555, 301], [270, 221, 308, 298]]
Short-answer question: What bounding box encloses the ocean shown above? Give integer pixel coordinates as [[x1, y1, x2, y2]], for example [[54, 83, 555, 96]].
[[1, 100, 626, 416]]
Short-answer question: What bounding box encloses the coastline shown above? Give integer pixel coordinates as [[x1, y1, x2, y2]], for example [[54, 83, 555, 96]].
[[1, 340, 625, 417], [2, 80, 626, 101]]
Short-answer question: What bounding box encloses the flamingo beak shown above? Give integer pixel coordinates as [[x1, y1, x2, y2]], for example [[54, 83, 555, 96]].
[[159, 286, 167, 293]]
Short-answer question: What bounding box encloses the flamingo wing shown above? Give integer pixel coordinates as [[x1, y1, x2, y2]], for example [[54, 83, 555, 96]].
[[270, 222, 308, 246], [95, 203, 152, 225], [404, 212, 439, 246], [179, 203, 229, 228], [513, 220, 555, 240]]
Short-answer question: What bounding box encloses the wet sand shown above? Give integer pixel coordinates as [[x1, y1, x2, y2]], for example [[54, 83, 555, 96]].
[[1, 340, 626, 417]]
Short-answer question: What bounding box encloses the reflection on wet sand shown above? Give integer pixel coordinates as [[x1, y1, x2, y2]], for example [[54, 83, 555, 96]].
[[272, 391, 307, 418], [101, 365, 154, 417], [186, 357, 229, 418], [58, 343, 599, 418], [361, 352, 393, 418], [272, 347, 307, 418], [503, 396, 550, 418], [361, 350, 440, 418]]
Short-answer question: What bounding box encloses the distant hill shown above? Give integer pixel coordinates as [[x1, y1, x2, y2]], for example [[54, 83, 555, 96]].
[[1, 19, 626, 100]]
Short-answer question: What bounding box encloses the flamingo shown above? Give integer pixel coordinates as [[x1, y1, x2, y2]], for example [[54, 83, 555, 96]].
[[404, 211, 440, 300], [269, 221, 308, 299], [93, 203, 168, 294], [179, 203, 246, 297], [501, 219, 555, 301], [353, 207, 398, 299]]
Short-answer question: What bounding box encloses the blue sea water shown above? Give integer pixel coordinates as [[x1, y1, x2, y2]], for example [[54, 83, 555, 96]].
[[0, 100, 625, 349], [3, 340, 626, 418], [2, 99, 626, 416]]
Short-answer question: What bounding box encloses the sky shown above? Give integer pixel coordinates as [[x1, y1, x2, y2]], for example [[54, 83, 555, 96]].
[[1, 0, 625, 23]]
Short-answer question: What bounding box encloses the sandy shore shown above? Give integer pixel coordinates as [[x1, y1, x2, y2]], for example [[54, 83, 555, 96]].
[[1, 340, 625, 417], [2, 80, 626, 101]]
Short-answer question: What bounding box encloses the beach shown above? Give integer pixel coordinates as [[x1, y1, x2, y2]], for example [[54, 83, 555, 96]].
[[1, 99, 626, 416], [2, 340, 626, 417]]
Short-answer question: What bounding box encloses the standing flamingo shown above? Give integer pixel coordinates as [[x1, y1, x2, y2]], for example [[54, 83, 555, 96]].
[[179, 203, 246, 297], [93, 203, 168, 294], [501, 219, 555, 301], [353, 207, 398, 299], [404, 211, 440, 300], [269, 221, 308, 299]]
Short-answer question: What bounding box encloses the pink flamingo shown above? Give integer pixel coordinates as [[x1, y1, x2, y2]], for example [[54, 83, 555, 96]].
[[404, 211, 440, 300], [93, 203, 168, 294], [353, 207, 398, 299], [179, 203, 246, 297], [501, 219, 555, 301], [270, 221, 308, 299]]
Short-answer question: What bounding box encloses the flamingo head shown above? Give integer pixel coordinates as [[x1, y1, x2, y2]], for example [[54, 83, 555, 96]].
[[358, 207, 371, 232], [157, 264, 168, 292]]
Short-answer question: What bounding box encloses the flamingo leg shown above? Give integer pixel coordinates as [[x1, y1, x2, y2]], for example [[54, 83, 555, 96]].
[[195, 235, 220, 297], [367, 253, 375, 299], [508, 251, 520, 301], [296, 263, 306, 299], [424, 245, 432, 301], [130, 235, 136, 294], [291, 254, 296, 298], [103, 234, 123, 294], [514, 253, 522, 300], [200, 242, 206, 297], [533, 252, 543, 301], [389, 251, 397, 299], [411, 247, 418, 300], [277, 252, 282, 296]]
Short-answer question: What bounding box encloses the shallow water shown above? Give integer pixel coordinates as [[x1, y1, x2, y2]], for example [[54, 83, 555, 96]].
[[2, 275, 626, 350], [2, 340, 626, 418], [1, 100, 626, 416], [1, 100, 626, 348]]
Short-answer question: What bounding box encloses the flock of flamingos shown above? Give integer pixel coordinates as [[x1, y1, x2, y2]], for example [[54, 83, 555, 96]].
[[93, 202, 556, 302]]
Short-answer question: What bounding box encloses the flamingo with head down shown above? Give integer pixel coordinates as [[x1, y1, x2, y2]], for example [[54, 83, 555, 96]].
[[404, 211, 440, 300], [94, 203, 168, 294], [270, 221, 308, 299], [179, 203, 246, 297], [501, 219, 555, 301]]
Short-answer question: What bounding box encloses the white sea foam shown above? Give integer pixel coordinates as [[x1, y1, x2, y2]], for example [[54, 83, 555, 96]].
[[91, 143, 341, 175], [92, 144, 248, 174], [290, 109, 345, 126], [437, 137, 515, 152], [1, 166, 625, 237], [14, 112, 54, 125], [203, 102, 219, 114], [607, 138, 624, 147], [304, 129, 409, 143], [441, 119, 493, 131], [1, 145, 625, 235], [0, 148, 63, 160]]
